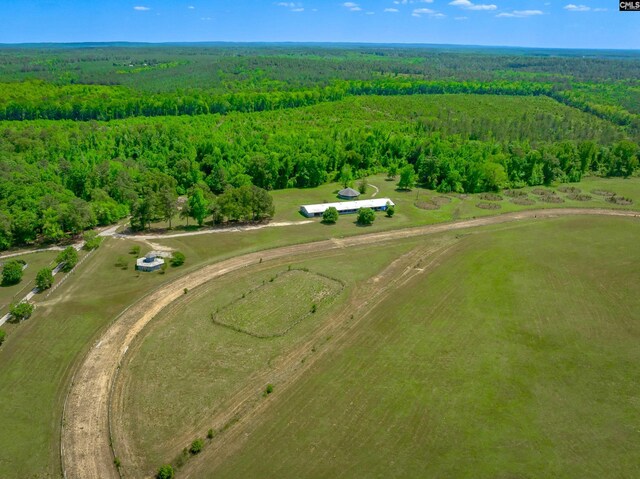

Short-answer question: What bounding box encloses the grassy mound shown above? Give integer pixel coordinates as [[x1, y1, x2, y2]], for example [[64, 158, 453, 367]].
[[511, 197, 536, 206], [567, 193, 592, 201], [558, 186, 581, 194], [606, 195, 633, 206], [478, 193, 503, 201]]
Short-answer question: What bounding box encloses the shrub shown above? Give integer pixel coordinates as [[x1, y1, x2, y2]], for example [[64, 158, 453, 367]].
[[56, 247, 78, 272], [2, 260, 23, 286], [386, 203, 395, 218], [184, 288, 188, 295], [263, 383, 274, 396], [171, 251, 186, 267], [130, 245, 141, 256], [311, 303, 317, 314], [207, 428, 215, 439], [36, 267, 54, 290], [322, 207, 339, 224], [83, 231, 103, 251], [0, 328, 6, 346], [10, 301, 34, 322], [189, 438, 204, 455], [358, 177, 368, 194], [356, 208, 375, 226], [156, 464, 174, 479]]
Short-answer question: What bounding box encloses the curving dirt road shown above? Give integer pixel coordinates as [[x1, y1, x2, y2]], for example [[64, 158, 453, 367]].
[[60, 208, 638, 479]]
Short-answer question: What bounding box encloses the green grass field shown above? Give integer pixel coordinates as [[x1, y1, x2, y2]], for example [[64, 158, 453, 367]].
[[214, 269, 344, 337], [0, 177, 638, 478], [154, 216, 640, 478], [0, 250, 59, 316], [111, 239, 431, 477]]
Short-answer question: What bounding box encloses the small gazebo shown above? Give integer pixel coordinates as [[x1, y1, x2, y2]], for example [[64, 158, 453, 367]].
[[338, 187, 360, 200]]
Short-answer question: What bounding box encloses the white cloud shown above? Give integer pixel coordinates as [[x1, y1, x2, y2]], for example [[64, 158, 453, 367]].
[[342, 2, 362, 11], [200, 16, 212, 20], [412, 7, 444, 17], [187, 5, 195, 9], [276, 2, 304, 11], [497, 9, 544, 17], [394, 0, 434, 4], [449, 0, 497, 11], [564, 4, 590, 11], [133, 6, 151, 11], [384, 8, 400, 12]]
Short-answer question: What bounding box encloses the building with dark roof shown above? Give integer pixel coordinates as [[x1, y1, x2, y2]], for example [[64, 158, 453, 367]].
[[337, 187, 360, 200]]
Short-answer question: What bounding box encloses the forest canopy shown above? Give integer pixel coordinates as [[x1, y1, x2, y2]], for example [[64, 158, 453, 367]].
[[0, 44, 638, 250]]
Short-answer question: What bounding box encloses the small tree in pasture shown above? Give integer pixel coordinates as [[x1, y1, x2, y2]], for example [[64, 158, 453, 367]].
[[322, 207, 339, 224]]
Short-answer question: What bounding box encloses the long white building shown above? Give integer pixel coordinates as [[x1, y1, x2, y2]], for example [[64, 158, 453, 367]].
[[300, 198, 395, 218]]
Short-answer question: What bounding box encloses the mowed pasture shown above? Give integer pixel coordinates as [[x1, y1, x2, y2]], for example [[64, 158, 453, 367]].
[[111, 237, 440, 478], [214, 269, 343, 337], [169, 216, 640, 478]]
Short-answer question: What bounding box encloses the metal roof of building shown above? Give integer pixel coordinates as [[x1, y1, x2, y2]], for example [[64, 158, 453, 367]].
[[301, 198, 395, 215], [338, 187, 360, 198]]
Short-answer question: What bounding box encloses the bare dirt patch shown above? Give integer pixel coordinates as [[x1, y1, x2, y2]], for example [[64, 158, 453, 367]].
[[591, 189, 616, 197], [478, 193, 503, 201], [606, 195, 634, 206], [476, 202, 501, 210], [567, 193, 592, 202], [532, 188, 557, 197], [540, 195, 565, 204], [558, 186, 581, 194], [503, 189, 528, 198], [415, 201, 440, 210], [511, 197, 536, 206]]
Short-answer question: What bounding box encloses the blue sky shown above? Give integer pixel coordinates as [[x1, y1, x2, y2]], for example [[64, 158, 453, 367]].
[[0, 1, 636, 49]]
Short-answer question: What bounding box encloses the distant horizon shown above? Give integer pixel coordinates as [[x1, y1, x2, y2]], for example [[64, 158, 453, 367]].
[[0, 40, 638, 54], [0, 1, 635, 50]]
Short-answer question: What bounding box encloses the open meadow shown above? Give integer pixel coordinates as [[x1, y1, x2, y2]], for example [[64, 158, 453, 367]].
[[110, 215, 640, 478]]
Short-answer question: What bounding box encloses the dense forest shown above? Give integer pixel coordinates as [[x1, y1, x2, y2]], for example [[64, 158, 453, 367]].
[[0, 44, 639, 250]]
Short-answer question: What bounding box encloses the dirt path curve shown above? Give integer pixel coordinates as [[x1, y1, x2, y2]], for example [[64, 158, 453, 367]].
[[60, 208, 638, 479]]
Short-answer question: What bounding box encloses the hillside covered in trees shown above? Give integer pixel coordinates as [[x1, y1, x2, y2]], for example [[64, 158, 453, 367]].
[[0, 44, 638, 250]]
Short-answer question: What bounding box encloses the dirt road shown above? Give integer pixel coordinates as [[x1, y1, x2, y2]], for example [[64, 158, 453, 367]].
[[60, 208, 638, 479]]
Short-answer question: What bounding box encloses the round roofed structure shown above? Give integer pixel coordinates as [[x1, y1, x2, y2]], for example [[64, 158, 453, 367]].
[[338, 187, 360, 200]]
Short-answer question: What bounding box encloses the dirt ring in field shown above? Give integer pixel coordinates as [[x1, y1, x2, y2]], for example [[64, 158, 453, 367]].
[[511, 197, 536, 206], [476, 202, 501, 210], [532, 188, 557, 197], [415, 201, 440, 210], [591, 189, 616, 197], [539, 195, 565, 204], [433, 196, 452, 205], [606, 195, 633, 206], [567, 193, 592, 202], [558, 186, 581, 194], [503, 189, 528, 198], [478, 193, 503, 201]]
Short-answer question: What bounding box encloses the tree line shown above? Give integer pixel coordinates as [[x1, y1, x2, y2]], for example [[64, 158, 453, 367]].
[[0, 94, 637, 250]]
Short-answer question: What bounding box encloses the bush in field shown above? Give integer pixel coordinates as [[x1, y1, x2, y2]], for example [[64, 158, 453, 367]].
[[171, 251, 186, 267], [83, 231, 103, 250], [322, 207, 339, 224], [386, 203, 395, 218], [156, 465, 174, 479], [130, 245, 141, 256], [397, 164, 416, 190], [57, 247, 78, 272], [1, 260, 23, 286], [356, 208, 376, 226], [10, 302, 34, 322], [189, 438, 204, 455], [36, 267, 54, 290]]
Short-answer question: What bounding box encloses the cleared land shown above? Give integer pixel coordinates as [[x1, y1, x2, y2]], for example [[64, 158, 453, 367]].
[[213, 269, 343, 337], [182, 216, 640, 478], [61, 208, 637, 479]]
